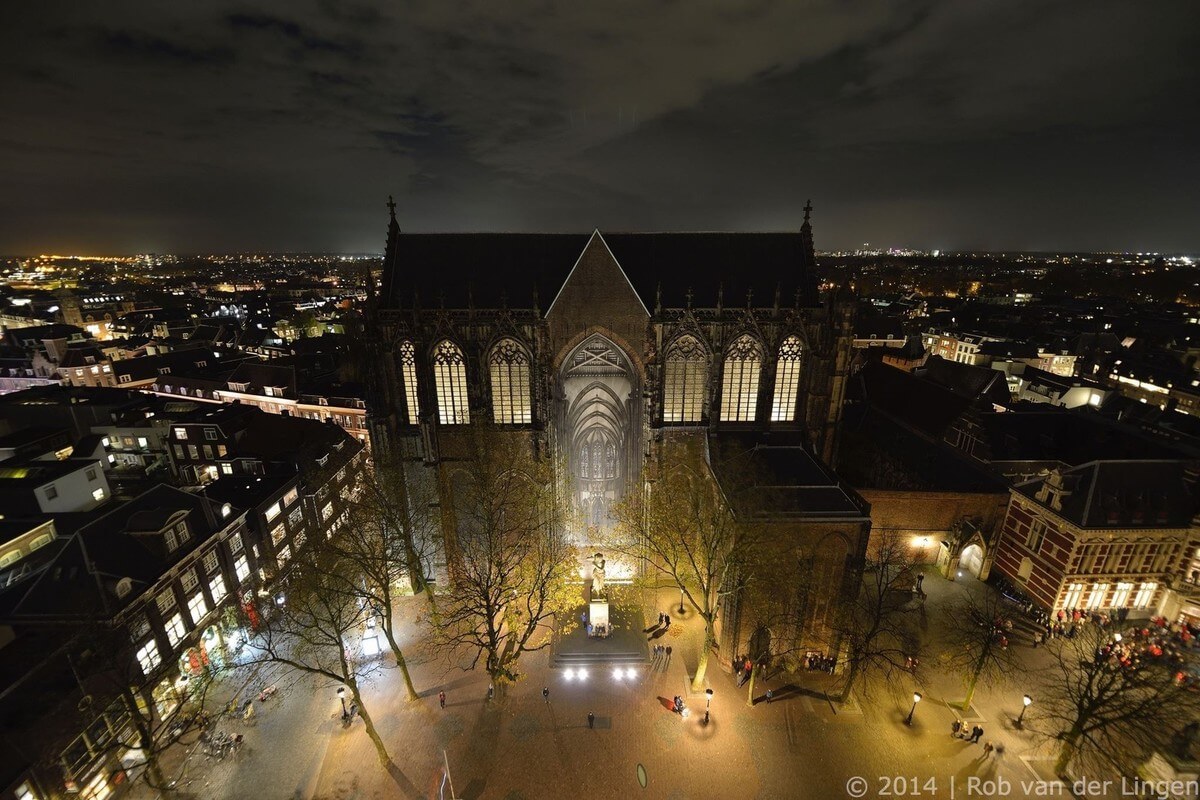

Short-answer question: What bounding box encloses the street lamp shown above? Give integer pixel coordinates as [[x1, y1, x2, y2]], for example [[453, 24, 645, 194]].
[[905, 692, 922, 726], [1016, 694, 1032, 727], [704, 688, 714, 725], [337, 687, 347, 718], [678, 586, 686, 615]]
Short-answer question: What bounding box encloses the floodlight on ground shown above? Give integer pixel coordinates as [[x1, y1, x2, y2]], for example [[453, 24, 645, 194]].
[[578, 668, 588, 681], [564, 668, 575, 680], [613, 667, 624, 680]]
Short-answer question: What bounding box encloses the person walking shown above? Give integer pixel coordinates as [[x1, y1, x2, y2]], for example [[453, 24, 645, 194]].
[[542, 687, 550, 702], [765, 688, 774, 703], [487, 684, 495, 701], [658, 612, 664, 626], [666, 645, 672, 662], [951, 719, 962, 738], [588, 711, 595, 729], [665, 614, 671, 628], [916, 573, 925, 590], [970, 725, 984, 743], [438, 691, 446, 709], [983, 742, 994, 757]]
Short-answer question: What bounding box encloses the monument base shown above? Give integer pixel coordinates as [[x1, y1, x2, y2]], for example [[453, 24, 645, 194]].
[[589, 595, 610, 637]]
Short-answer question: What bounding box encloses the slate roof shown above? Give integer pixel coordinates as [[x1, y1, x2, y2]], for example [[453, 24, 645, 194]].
[[849, 360, 974, 441], [707, 431, 869, 520], [381, 232, 819, 312], [1014, 460, 1197, 529], [0, 484, 231, 620]]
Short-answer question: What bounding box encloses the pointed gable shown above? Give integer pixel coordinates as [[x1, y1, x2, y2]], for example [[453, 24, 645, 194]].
[[546, 231, 650, 355]]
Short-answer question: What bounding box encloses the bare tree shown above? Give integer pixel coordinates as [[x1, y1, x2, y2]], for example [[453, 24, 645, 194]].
[[828, 529, 920, 702], [1036, 623, 1200, 776], [242, 547, 397, 768], [435, 429, 577, 688], [331, 459, 442, 702], [611, 461, 759, 691], [942, 588, 1024, 712]]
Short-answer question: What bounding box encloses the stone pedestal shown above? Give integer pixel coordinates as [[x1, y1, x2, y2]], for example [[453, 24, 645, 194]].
[[590, 596, 609, 635]]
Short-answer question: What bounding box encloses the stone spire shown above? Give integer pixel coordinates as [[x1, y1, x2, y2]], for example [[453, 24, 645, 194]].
[[798, 199, 818, 306], [377, 194, 400, 312]]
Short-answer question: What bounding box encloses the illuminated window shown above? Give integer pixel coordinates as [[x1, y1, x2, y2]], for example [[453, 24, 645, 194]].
[[163, 613, 186, 647], [663, 335, 707, 423], [720, 335, 763, 422], [186, 587, 207, 623], [271, 525, 286, 546], [1111, 582, 1133, 607], [135, 639, 160, 675], [489, 338, 532, 424], [265, 502, 281, 522], [1085, 583, 1108, 610], [433, 340, 470, 424], [399, 341, 421, 425], [770, 335, 804, 421], [1062, 583, 1084, 609], [1134, 582, 1157, 609], [234, 554, 250, 582], [209, 574, 227, 604]]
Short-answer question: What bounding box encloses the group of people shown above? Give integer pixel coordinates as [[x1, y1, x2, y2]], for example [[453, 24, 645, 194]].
[[951, 720, 987, 745], [734, 656, 759, 686], [656, 612, 672, 628], [804, 652, 837, 673], [651, 644, 672, 664]]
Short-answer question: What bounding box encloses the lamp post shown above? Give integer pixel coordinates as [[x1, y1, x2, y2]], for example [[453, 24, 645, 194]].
[[905, 692, 922, 726], [337, 687, 347, 718], [678, 586, 686, 615], [1016, 694, 1032, 727], [705, 688, 713, 725]]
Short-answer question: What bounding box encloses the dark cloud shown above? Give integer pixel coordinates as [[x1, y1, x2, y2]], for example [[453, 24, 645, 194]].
[[0, 0, 1197, 254]]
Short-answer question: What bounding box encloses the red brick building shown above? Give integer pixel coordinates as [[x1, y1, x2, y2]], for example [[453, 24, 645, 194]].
[[992, 460, 1197, 617]]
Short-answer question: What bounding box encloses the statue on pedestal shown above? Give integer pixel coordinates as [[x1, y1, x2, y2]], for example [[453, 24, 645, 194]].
[[591, 552, 606, 597]]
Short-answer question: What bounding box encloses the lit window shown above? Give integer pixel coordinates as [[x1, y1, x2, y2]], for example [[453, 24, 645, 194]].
[[135, 639, 160, 675], [1086, 583, 1108, 610], [209, 574, 227, 604], [322, 502, 333, 521], [187, 592, 207, 623], [163, 613, 186, 647], [230, 532, 244, 554], [489, 338, 532, 424], [399, 340, 421, 425], [137, 436, 148, 448], [80, 771, 112, 800], [271, 525, 286, 546], [433, 340, 470, 424], [203, 550, 219, 574], [265, 502, 281, 522], [1062, 583, 1084, 609], [283, 487, 299, 507], [175, 428, 187, 440], [720, 335, 763, 422], [1112, 582, 1133, 607], [30, 533, 53, 550], [220, 463, 233, 475], [234, 554, 250, 581], [1134, 582, 1158, 609], [92, 488, 105, 502], [663, 335, 707, 423], [771, 335, 804, 421], [278, 545, 291, 565]]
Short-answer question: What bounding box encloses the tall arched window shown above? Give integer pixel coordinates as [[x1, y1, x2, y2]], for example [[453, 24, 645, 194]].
[[488, 338, 531, 424], [771, 335, 804, 422], [399, 340, 420, 425], [663, 335, 707, 423], [433, 340, 470, 425], [580, 444, 590, 478], [720, 335, 763, 422]]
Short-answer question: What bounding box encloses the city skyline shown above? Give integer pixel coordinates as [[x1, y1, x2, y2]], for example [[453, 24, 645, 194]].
[[2, 1, 1199, 254]]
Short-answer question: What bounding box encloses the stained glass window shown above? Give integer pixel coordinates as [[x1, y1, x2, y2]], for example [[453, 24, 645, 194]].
[[433, 340, 470, 424], [663, 335, 707, 423], [720, 335, 763, 422], [771, 335, 804, 422]]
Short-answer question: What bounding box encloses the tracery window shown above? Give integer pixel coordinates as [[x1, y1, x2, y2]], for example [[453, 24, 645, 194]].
[[399, 341, 420, 425], [604, 443, 616, 478], [489, 338, 531, 424], [580, 445, 590, 478], [720, 335, 763, 422], [663, 335, 707, 423], [771, 335, 804, 422], [433, 340, 470, 425]]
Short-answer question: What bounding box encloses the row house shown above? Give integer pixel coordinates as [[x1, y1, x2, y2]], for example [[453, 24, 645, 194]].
[[0, 485, 253, 800], [991, 460, 1197, 618]]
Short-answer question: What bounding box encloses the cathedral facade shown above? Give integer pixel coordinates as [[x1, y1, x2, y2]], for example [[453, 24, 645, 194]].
[[366, 200, 871, 669]]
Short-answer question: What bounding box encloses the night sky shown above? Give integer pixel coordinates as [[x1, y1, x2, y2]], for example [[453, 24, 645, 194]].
[[2, 1, 1198, 255]]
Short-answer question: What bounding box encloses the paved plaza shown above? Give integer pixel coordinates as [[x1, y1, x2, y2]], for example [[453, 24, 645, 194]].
[[138, 573, 1096, 800]]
